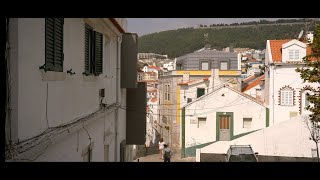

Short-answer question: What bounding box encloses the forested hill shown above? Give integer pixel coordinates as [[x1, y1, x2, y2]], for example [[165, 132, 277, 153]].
[[138, 23, 308, 58]]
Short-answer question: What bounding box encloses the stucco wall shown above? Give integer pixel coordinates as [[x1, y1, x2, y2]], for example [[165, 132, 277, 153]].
[[8, 18, 132, 161], [184, 87, 266, 149], [269, 65, 318, 125]]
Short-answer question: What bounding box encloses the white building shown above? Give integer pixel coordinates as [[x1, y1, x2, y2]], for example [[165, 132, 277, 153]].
[[5, 18, 146, 162], [198, 115, 319, 162], [143, 65, 160, 74], [146, 97, 159, 147], [181, 84, 268, 157], [163, 62, 175, 71], [242, 75, 265, 103], [264, 38, 319, 126]]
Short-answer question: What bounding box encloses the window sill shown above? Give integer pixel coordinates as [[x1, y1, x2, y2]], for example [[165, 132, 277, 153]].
[[41, 71, 66, 81], [83, 74, 98, 82]]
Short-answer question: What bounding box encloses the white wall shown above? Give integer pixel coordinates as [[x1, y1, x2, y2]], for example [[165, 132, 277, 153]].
[[9, 18, 132, 161], [184, 87, 266, 148], [281, 40, 306, 63], [268, 65, 318, 125], [201, 115, 317, 158]]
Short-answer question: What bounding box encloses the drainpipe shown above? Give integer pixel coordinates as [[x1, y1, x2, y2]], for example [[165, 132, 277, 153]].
[[114, 35, 122, 162], [272, 64, 276, 126]]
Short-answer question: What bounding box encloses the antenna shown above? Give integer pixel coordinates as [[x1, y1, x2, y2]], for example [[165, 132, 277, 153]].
[[298, 30, 304, 39]]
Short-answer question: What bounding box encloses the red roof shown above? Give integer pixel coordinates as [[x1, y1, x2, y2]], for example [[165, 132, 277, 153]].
[[148, 66, 160, 70], [269, 39, 291, 62], [151, 97, 157, 103], [269, 39, 317, 62], [242, 75, 265, 92]]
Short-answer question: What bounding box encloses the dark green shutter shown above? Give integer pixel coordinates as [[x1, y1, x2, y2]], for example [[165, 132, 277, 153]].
[[45, 18, 64, 72], [95, 31, 103, 75], [84, 25, 91, 74], [45, 18, 55, 71], [197, 88, 205, 98], [54, 18, 64, 72]]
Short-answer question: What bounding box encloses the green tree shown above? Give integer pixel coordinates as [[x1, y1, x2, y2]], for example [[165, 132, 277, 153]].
[[296, 23, 320, 161]]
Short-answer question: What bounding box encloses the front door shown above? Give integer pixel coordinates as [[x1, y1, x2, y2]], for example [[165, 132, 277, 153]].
[[219, 115, 230, 141]]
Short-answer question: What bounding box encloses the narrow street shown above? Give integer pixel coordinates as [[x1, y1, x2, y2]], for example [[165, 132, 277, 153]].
[[134, 153, 196, 162]]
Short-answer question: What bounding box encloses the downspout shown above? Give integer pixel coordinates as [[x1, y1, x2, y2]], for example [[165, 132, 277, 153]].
[[114, 35, 122, 161], [272, 64, 276, 126]]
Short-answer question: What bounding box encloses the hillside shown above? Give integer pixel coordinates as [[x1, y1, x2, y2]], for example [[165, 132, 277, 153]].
[[138, 23, 310, 58]]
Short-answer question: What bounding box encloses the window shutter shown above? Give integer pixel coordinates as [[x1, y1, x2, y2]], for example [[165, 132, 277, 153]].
[[54, 18, 64, 72], [45, 18, 55, 71], [95, 31, 103, 75], [84, 25, 91, 74], [45, 18, 63, 72]]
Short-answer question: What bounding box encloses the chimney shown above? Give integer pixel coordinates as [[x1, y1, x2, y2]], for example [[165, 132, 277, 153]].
[[183, 73, 190, 82], [306, 31, 314, 44], [209, 69, 220, 92]]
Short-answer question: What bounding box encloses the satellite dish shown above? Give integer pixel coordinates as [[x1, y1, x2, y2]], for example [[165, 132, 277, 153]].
[[298, 30, 304, 39]]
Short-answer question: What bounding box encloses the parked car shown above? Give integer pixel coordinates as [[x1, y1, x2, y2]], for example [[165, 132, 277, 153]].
[[225, 145, 259, 162]]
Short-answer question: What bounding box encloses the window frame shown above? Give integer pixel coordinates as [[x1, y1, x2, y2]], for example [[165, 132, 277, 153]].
[[197, 117, 207, 128], [84, 24, 103, 76], [243, 118, 252, 129], [45, 18, 64, 72], [220, 61, 228, 70]]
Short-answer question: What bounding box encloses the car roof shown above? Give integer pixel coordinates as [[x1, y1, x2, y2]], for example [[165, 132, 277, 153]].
[[228, 145, 254, 155]]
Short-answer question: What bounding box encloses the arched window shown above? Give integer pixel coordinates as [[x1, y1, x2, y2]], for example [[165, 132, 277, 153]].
[[279, 86, 295, 106], [299, 86, 315, 114]]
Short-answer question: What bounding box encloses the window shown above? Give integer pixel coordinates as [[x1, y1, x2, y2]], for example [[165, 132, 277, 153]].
[[165, 84, 170, 101], [198, 118, 206, 128], [220, 62, 228, 70], [305, 93, 310, 107], [45, 18, 64, 72], [84, 24, 103, 76], [187, 98, 192, 103], [289, 49, 299, 60], [201, 62, 209, 70], [197, 88, 205, 98], [243, 118, 252, 128], [281, 90, 294, 106]]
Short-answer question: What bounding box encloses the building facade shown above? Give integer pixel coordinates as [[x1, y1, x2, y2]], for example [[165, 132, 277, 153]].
[[5, 18, 146, 162], [264, 38, 319, 126], [182, 85, 268, 157]]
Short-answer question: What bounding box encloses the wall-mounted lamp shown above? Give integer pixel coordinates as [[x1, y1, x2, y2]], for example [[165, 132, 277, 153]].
[[221, 93, 225, 97], [67, 69, 76, 75]]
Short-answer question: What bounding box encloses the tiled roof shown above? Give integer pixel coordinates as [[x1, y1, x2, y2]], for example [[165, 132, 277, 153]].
[[151, 97, 157, 103], [269, 39, 291, 62], [269, 39, 317, 62], [183, 84, 265, 108], [242, 75, 265, 92], [148, 66, 160, 70], [242, 74, 259, 84]]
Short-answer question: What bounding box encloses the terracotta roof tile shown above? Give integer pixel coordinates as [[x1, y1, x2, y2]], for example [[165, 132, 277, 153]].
[[269, 39, 292, 62], [242, 75, 265, 92], [151, 97, 157, 102]]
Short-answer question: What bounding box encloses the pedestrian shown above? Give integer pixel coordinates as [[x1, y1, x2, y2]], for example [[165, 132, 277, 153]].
[[163, 144, 172, 162], [158, 138, 165, 159]]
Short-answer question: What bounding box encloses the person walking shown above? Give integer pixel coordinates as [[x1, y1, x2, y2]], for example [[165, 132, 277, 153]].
[[163, 144, 172, 162], [158, 138, 165, 159]]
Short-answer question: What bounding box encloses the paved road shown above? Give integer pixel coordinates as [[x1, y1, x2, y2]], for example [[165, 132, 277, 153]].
[[134, 153, 196, 162]]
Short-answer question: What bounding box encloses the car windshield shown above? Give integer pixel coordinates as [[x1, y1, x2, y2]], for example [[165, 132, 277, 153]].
[[229, 154, 257, 162]]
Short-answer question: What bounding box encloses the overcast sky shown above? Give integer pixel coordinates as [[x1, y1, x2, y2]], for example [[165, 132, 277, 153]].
[[127, 18, 298, 36]]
